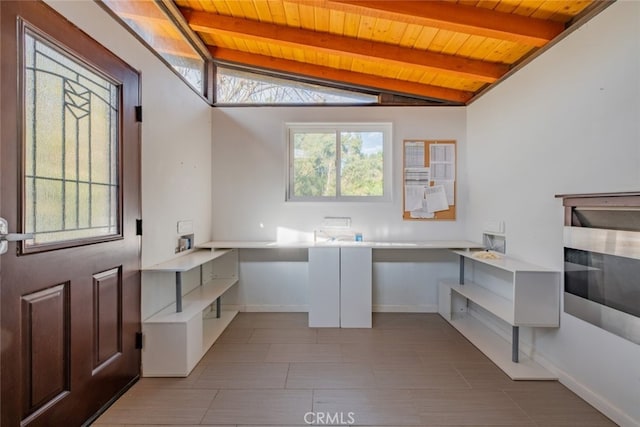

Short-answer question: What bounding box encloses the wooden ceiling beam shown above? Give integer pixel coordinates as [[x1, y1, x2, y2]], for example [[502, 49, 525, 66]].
[[320, 0, 564, 47], [184, 9, 508, 83], [211, 47, 473, 104]]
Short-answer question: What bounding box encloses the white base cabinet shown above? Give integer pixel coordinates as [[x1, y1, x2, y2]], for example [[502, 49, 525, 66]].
[[308, 246, 372, 328], [308, 247, 340, 327], [340, 247, 372, 328], [439, 250, 560, 380], [142, 249, 238, 377]]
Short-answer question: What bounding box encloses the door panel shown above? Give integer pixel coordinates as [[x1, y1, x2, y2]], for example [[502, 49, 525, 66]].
[[21, 283, 70, 418], [93, 267, 122, 371], [1, 1, 141, 425]]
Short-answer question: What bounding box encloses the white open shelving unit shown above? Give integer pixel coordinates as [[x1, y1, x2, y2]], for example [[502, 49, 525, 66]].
[[439, 249, 560, 380], [141, 248, 238, 377]]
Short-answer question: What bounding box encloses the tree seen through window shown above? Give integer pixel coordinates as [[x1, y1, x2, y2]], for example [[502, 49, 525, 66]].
[[289, 125, 387, 200]]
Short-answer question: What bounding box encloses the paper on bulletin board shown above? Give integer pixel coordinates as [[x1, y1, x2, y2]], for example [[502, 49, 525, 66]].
[[424, 185, 449, 213], [404, 167, 430, 183], [404, 141, 425, 167], [433, 180, 455, 206], [405, 184, 425, 212], [429, 144, 455, 180], [403, 140, 456, 220], [410, 210, 434, 219], [429, 144, 456, 209], [410, 199, 435, 219]]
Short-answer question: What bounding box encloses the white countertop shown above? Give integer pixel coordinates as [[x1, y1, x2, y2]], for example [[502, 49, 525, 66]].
[[452, 249, 558, 272], [198, 240, 483, 250]]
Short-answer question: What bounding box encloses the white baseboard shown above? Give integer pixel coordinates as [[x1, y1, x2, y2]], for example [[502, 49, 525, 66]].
[[226, 304, 439, 313], [225, 304, 309, 312], [541, 359, 638, 427], [465, 308, 637, 426], [372, 304, 438, 313]]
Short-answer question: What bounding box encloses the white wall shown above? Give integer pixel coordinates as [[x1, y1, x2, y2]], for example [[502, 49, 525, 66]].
[[212, 107, 466, 311], [466, 2, 640, 425], [45, 0, 213, 318], [212, 106, 467, 241]]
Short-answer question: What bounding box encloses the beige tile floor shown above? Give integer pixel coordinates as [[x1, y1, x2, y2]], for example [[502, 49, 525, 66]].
[[92, 312, 616, 426]]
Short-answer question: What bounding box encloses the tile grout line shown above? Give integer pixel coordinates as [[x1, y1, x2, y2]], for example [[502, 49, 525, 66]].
[[284, 361, 291, 389], [245, 326, 256, 344], [501, 389, 538, 426], [198, 388, 220, 425], [449, 362, 474, 390]]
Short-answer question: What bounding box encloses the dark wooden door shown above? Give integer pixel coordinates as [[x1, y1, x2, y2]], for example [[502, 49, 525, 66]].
[[1, 1, 141, 425]]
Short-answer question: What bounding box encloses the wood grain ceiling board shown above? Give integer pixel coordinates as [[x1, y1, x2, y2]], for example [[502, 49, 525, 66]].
[[187, 10, 509, 81], [211, 38, 488, 94], [212, 48, 475, 103], [479, 0, 593, 21], [167, 0, 601, 104]]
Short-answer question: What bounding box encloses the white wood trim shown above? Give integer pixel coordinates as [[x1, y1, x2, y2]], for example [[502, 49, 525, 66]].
[[372, 304, 438, 313]]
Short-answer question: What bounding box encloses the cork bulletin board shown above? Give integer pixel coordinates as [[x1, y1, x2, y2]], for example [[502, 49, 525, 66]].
[[402, 139, 456, 220]]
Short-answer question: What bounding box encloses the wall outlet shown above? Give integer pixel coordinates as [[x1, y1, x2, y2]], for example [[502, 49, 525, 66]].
[[177, 220, 193, 234], [483, 233, 506, 254], [175, 233, 194, 253]]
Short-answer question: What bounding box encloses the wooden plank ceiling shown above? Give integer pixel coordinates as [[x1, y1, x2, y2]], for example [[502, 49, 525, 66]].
[[157, 0, 600, 104]]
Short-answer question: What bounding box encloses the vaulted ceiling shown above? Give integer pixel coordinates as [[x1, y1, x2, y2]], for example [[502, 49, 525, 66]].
[[108, 0, 612, 105]]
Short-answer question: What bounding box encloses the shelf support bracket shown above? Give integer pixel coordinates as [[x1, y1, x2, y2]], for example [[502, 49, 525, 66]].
[[216, 297, 221, 318], [459, 255, 465, 284], [512, 326, 519, 362], [176, 271, 183, 312]]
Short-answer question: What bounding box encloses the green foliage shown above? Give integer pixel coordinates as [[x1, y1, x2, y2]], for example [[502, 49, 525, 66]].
[[292, 131, 383, 198], [340, 132, 383, 196], [293, 133, 336, 197]]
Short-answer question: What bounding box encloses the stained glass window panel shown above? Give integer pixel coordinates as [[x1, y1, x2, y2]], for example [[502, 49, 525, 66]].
[[23, 29, 120, 248]]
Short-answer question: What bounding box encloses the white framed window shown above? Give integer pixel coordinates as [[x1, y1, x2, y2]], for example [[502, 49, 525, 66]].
[[287, 123, 392, 201]]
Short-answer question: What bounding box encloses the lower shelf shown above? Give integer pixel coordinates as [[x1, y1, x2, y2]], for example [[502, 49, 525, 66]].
[[142, 309, 238, 378], [203, 310, 238, 352], [446, 313, 557, 380], [145, 278, 238, 323]]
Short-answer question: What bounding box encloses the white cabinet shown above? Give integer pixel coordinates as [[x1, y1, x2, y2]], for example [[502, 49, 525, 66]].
[[141, 249, 238, 377], [308, 247, 340, 327], [439, 250, 560, 380], [308, 246, 372, 328], [340, 247, 372, 328]]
